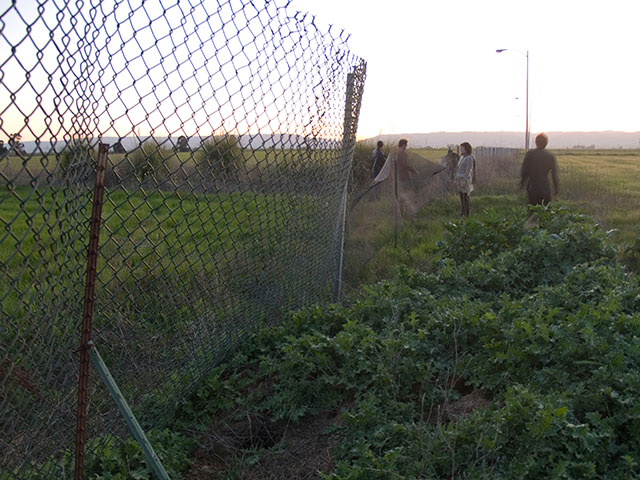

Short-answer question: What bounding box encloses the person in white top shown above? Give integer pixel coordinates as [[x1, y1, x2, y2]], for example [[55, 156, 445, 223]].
[[455, 142, 476, 217]]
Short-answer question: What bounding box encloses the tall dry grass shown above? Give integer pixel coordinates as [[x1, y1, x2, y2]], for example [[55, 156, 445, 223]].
[[554, 150, 640, 244]]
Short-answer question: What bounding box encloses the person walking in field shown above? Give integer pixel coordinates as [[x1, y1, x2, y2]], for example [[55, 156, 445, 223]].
[[520, 133, 559, 206], [395, 138, 419, 217], [371, 140, 386, 178], [444, 147, 460, 182], [370, 140, 386, 200], [455, 142, 476, 217]]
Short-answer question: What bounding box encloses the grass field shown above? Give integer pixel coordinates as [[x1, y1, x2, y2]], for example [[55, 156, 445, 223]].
[[5, 145, 637, 325], [1, 183, 334, 344], [555, 150, 640, 244]]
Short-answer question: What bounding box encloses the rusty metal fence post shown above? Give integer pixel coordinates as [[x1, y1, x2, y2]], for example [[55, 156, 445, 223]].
[[74, 143, 108, 479]]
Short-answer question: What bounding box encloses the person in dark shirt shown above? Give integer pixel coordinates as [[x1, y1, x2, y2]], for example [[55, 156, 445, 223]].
[[370, 141, 386, 199], [520, 133, 559, 205], [371, 141, 386, 176]]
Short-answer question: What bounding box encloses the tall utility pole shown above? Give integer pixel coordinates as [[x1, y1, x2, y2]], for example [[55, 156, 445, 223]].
[[497, 48, 530, 151]]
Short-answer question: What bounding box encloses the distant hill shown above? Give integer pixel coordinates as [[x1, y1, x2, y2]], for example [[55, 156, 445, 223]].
[[366, 131, 640, 149], [13, 131, 640, 153]]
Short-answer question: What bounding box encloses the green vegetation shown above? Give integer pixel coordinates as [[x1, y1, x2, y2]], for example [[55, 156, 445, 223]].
[[177, 205, 640, 478], [1, 182, 327, 480], [3, 146, 640, 478], [195, 135, 242, 182], [1, 186, 310, 320], [172, 146, 640, 478], [13, 204, 640, 479], [1, 429, 197, 480], [116, 141, 176, 186]]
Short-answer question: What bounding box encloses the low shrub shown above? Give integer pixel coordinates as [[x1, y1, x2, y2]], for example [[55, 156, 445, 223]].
[[116, 141, 174, 187], [55, 140, 97, 185], [195, 135, 242, 185], [188, 205, 640, 478]]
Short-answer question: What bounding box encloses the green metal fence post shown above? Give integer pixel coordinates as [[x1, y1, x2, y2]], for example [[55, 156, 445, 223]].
[[86, 341, 171, 480]]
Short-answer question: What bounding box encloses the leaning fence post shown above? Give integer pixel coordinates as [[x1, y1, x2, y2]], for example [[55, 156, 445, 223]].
[[333, 61, 366, 302], [332, 73, 355, 302], [74, 143, 109, 479]]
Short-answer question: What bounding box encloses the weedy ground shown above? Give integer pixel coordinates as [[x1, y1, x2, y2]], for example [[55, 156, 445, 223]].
[[177, 205, 640, 479], [175, 149, 640, 479], [11, 148, 639, 479]]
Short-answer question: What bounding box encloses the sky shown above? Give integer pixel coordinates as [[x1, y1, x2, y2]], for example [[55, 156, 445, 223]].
[[289, 0, 640, 139], [1, 0, 638, 144]]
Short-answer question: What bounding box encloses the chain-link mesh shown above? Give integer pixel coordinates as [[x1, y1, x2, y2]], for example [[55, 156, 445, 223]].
[[0, 0, 365, 476]]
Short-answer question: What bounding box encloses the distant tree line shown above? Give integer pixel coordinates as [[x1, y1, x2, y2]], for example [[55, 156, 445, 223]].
[[109, 135, 192, 155], [0, 134, 201, 158], [0, 133, 26, 157], [0, 134, 234, 158]]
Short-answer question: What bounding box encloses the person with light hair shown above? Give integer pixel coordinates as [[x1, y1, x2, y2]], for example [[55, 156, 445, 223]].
[[455, 142, 476, 217], [520, 133, 559, 206]]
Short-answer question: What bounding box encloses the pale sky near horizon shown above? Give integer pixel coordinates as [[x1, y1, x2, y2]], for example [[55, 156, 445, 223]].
[[2, 0, 638, 143], [290, 0, 640, 140]]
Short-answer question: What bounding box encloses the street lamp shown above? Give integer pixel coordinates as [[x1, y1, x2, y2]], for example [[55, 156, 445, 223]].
[[496, 48, 530, 151]]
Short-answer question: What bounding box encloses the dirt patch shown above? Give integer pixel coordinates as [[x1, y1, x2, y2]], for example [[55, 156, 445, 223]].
[[442, 389, 491, 421], [427, 388, 492, 425], [184, 409, 342, 480]]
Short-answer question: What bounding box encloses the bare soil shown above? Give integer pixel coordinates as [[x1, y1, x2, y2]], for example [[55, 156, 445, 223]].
[[184, 409, 342, 480]]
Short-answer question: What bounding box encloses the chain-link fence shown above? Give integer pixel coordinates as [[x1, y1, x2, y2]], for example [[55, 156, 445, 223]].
[[0, 0, 365, 477]]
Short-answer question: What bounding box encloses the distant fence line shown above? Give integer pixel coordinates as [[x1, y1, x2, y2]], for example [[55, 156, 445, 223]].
[[0, 0, 365, 477], [429, 146, 521, 197], [474, 146, 520, 163]]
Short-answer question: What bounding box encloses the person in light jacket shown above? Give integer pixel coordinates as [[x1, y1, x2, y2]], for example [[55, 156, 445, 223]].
[[455, 142, 476, 217]]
